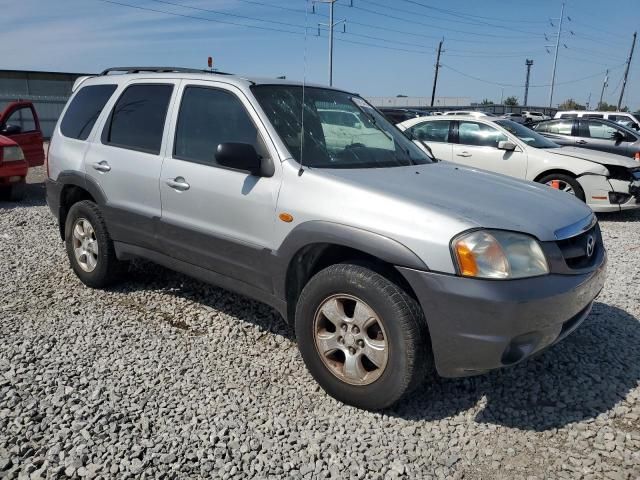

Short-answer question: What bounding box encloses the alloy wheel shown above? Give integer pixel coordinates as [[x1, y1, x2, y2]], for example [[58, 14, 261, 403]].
[[72, 218, 99, 272], [313, 294, 389, 386]]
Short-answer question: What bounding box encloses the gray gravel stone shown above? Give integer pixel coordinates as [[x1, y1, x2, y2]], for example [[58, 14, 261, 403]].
[[0, 167, 638, 478]]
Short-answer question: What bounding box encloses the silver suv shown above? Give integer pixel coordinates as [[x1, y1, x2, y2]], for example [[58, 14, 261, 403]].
[[46, 67, 607, 410]]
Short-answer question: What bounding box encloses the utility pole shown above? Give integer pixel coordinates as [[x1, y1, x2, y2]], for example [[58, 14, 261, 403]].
[[315, 0, 345, 86], [430, 39, 443, 107], [524, 59, 533, 106], [599, 69, 609, 109], [586, 92, 591, 111], [547, 2, 565, 107], [617, 31, 637, 110]]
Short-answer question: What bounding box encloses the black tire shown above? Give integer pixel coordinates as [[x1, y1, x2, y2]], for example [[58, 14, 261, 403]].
[[295, 263, 431, 410], [8, 181, 26, 201], [64, 200, 125, 288], [537, 173, 586, 201]]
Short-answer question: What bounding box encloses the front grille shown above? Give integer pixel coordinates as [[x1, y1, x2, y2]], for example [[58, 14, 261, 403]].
[[556, 224, 601, 270]]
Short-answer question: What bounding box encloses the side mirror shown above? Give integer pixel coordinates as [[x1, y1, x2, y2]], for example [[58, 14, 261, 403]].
[[215, 142, 272, 177], [612, 131, 624, 143], [0, 124, 21, 135], [498, 140, 517, 151]]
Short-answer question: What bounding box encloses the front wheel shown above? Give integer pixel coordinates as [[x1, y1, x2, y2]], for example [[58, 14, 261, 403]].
[[295, 263, 431, 410], [538, 173, 586, 201]]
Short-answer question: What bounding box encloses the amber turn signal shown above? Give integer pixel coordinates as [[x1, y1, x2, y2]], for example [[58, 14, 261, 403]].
[[279, 213, 294, 223], [454, 242, 479, 277]]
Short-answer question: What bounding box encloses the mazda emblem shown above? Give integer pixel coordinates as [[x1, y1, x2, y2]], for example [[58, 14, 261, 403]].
[[586, 235, 595, 258]]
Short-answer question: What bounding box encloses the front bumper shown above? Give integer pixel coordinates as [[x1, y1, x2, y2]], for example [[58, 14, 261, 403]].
[[398, 252, 607, 377], [580, 175, 640, 213]]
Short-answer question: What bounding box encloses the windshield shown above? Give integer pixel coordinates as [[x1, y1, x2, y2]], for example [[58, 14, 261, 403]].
[[252, 85, 432, 168], [495, 120, 559, 149]]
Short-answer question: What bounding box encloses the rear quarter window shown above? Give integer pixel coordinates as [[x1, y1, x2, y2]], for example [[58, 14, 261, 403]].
[[60, 84, 117, 140]]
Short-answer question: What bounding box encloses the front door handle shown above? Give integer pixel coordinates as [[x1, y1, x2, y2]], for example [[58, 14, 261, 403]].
[[92, 161, 111, 172], [166, 177, 190, 191], [456, 151, 472, 157], [576, 140, 588, 145]]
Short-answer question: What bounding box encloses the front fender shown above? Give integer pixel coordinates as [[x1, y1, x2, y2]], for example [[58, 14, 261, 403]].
[[271, 220, 428, 300], [527, 155, 609, 181]]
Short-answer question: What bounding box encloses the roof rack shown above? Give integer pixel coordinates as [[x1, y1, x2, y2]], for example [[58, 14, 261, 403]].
[[99, 67, 232, 76]]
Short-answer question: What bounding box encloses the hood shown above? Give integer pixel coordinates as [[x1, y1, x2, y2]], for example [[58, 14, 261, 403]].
[[322, 161, 593, 242], [548, 146, 639, 168]]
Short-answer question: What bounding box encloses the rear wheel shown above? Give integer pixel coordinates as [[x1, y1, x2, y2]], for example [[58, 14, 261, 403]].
[[538, 173, 585, 201], [65, 200, 125, 288], [295, 263, 431, 410]]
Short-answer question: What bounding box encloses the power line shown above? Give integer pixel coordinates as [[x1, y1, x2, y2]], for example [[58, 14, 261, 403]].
[[396, 0, 548, 25], [97, 0, 432, 55], [349, 4, 539, 39], [148, 0, 306, 31], [389, 0, 545, 35], [441, 63, 625, 88], [97, 0, 304, 34]]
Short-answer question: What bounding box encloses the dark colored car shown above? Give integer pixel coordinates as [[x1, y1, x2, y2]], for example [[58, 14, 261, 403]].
[[534, 117, 640, 159], [378, 107, 430, 124]]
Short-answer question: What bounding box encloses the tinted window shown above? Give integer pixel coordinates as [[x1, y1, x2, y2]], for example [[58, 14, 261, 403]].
[[495, 120, 559, 149], [559, 113, 577, 118], [536, 120, 573, 135], [174, 87, 262, 165], [60, 85, 117, 140], [104, 84, 173, 154], [408, 120, 451, 142], [457, 121, 507, 147], [584, 114, 604, 118], [5, 106, 36, 133]]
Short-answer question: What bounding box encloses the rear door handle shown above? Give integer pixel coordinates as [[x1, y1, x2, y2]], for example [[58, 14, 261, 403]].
[[576, 140, 588, 145], [456, 151, 472, 157], [92, 161, 111, 172], [166, 177, 190, 191]]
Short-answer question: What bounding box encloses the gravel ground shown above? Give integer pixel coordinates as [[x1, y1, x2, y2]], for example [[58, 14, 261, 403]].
[[1, 167, 639, 479]]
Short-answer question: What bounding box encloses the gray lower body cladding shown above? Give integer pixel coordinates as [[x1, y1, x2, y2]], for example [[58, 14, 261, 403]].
[[398, 254, 607, 377]]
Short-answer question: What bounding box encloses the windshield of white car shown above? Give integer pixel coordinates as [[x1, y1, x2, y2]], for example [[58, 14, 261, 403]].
[[252, 85, 432, 169], [495, 120, 559, 149]]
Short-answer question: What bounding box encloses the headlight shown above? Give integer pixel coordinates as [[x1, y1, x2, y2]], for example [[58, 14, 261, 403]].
[[452, 230, 549, 279], [1, 146, 25, 162]]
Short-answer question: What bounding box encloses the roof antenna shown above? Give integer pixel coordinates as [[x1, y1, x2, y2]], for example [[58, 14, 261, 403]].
[[299, 0, 310, 176]]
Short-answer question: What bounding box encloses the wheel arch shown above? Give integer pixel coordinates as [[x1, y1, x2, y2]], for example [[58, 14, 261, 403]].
[[275, 222, 428, 324], [533, 168, 580, 183], [55, 172, 107, 240]]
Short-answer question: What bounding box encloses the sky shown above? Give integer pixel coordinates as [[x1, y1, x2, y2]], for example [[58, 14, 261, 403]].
[[1, 0, 638, 109]]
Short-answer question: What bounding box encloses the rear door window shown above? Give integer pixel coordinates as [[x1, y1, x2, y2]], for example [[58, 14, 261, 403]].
[[407, 120, 451, 143], [103, 84, 173, 154], [60, 84, 117, 140]]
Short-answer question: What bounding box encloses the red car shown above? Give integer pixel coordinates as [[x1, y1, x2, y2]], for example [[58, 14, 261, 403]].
[[0, 101, 45, 200]]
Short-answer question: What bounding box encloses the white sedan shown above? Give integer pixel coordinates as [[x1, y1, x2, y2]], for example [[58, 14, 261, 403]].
[[397, 115, 640, 213]]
